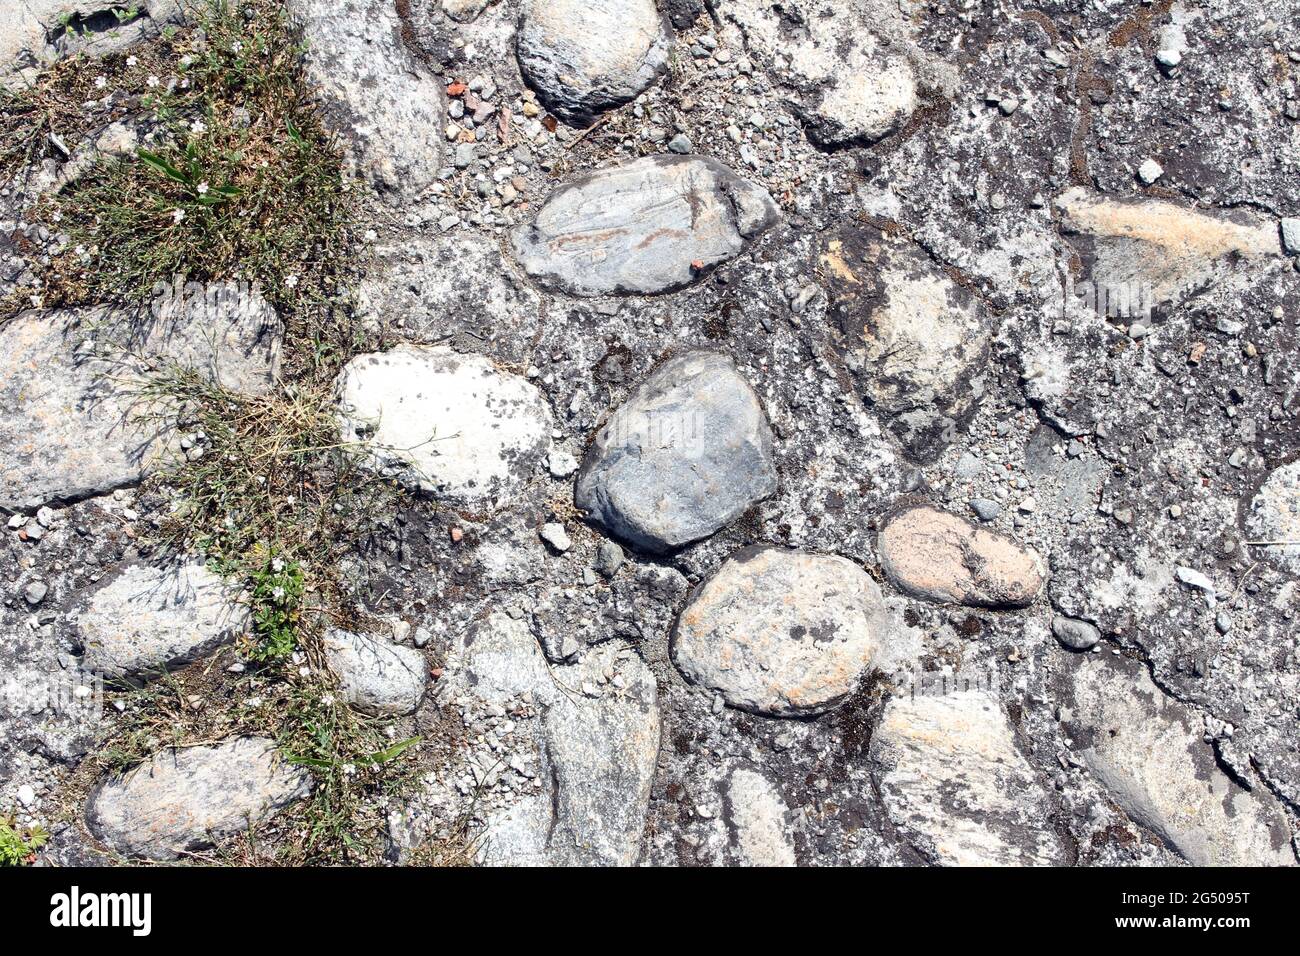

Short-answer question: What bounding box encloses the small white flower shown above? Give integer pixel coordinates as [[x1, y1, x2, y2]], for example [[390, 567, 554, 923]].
[[363, 228, 378, 242], [146, 75, 160, 88], [271, 557, 285, 572], [231, 41, 243, 53], [179, 55, 193, 67], [321, 693, 335, 707], [171, 207, 186, 224], [126, 55, 138, 67], [196, 181, 209, 195], [94, 76, 107, 89], [342, 764, 357, 777], [284, 274, 299, 289], [190, 119, 207, 134], [271, 586, 286, 602]]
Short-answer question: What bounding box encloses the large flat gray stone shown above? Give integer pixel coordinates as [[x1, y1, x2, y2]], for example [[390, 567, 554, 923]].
[[576, 350, 776, 554], [511, 155, 780, 296], [0, 299, 279, 510], [1060, 653, 1296, 867]]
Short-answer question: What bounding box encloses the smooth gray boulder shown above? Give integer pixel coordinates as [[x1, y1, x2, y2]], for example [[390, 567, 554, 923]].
[[515, 0, 672, 125], [511, 155, 780, 296], [334, 345, 553, 507], [1060, 653, 1296, 867], [0, 299, 280, 510], [78, 561, 250, 681], [85, 737, 312, 861], [288, 0, 446, 195], [576, 351, 776, 554], [672, 547, 886, 716], [870, 690, 1068, 866], [323, 628, 427, 716]]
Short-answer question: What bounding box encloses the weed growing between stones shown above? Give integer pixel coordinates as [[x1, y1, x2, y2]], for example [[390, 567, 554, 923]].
[[5, 0, 436, 864], [0, 815, 49, 866]]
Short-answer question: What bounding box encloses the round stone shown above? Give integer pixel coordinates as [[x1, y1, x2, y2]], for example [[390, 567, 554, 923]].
[[671, 547, 886, 716], [334, 345, 552, 507], [1052, 616, 1101, 651], [515, 0, 672, 125]]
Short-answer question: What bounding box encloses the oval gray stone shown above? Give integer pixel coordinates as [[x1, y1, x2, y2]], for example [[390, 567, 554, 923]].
[[78, 561, 250, 681], [323, 628, 427, 716], [1052, 615, 1101, 651], [511, 155, 780, 296], [575, 351, 777, 554], [516, 0, 672, 125], [85, 737, 312, 861], [334, 345, 553, 506], [671, 547, 886, 716]]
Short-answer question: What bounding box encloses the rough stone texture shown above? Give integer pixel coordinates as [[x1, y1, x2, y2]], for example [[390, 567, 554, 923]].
[[1, 0, 183, 86], [334, 345, 552, 506], [515, 0, 672, 125], [725, 768, 796, 866], [1246, 459, 1300, 573], [85, 737, 312, 861], [322, 629, 427, 716], [511, 155, 780, 296], [575, 350, 776, 554], [723, 0, 954, 147], [870, 690, 1068, 866], [0, 301, 280, 510], [1056, 187, 1282, 313], [288, 0, 446, 195], [442, 0, 492, 22], [77, 561, 250, 681], [410, 611, 660, 866], [878, 506, 1047, 607], [1060, 654, 1295, 867], [672, 547, 886, 716], [822, 223, 990, 461], [125, 281, 282, 396]]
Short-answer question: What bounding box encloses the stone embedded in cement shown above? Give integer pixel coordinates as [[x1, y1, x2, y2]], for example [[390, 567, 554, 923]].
[[511, 155, 780, 296], [575, 350, 777, 554]]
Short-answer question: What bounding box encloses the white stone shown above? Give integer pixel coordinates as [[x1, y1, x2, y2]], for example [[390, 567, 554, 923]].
[[1137, 158, 1164, 184], [335, 345, 552, 506]]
